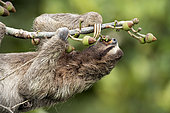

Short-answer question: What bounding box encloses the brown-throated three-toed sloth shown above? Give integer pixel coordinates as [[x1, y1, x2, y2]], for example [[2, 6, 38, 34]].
[[0, 23, 123, 112]]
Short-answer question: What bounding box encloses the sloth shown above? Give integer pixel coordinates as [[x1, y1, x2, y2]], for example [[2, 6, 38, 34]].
[[0, 21, 123, 112]]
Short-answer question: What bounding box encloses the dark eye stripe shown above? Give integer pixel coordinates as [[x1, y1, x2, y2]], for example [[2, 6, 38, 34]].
[[100, 45, 114, 58]]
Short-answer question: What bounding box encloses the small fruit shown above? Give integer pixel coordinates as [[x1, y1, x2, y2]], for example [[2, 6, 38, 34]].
[[145, 33, 157, 43], [82, 36, 96, 46], [4, 1, 16, 12], [138, 38, 145, 44], [122, 21, 133, 31], [0, 6, 10, 16], [137, 27, 142, 32], [132, 18, 139, 24], [66, 45, 75, 53]]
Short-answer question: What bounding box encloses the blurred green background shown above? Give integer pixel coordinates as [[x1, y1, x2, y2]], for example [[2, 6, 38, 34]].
[[0, 0, 170, 113]]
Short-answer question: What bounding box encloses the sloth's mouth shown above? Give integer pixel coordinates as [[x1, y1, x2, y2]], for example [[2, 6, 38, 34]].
[[115, 49, 124, 60], [105, 43, 124, 61]]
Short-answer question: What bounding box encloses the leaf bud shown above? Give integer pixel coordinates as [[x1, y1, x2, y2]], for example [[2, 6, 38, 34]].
[[82, 36, 96, 46], [145, 33, 157, 43], [4, 1, 16, 12], [122, 21, 133, 31], [0, 6, 10, 16], [138, 37, 145, 44], [132, 18, 139, 24], [66, 44, 75, 53]]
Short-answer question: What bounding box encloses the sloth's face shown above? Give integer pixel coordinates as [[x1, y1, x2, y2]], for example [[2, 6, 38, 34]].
[[96, 37, 123, 62]]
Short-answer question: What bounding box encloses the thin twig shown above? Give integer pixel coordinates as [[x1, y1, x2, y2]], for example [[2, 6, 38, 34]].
[[68, 34, 82, 41], [128, 31, 141, 40], [0, 0, 6, 6]]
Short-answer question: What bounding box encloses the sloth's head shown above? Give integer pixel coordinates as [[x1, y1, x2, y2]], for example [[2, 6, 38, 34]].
[[86, 37, 123, 77], [58, 35, 123, 81], [80, 36, 123, 64], [95, 37, 123, 62]]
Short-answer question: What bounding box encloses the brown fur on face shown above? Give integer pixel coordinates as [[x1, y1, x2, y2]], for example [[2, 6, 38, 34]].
[[0, 26, 123, 113]]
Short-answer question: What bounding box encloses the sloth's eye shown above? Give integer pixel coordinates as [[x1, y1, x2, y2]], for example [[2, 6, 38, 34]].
[[112, 38, 117, 45]]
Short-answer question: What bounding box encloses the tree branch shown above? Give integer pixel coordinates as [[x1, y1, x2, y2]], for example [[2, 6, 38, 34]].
[[5, 21, 123, 38], [4, 18, 157, 44]]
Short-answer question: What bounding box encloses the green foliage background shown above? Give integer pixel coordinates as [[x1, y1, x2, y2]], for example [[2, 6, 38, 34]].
[[0, 0, 170, 113]]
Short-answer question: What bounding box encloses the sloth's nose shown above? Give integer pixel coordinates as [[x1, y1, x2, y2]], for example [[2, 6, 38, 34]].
[[112, 38, 117, 45]]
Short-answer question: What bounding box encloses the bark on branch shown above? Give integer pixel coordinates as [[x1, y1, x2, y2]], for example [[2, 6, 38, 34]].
[[6, 18, 157, 44], [5, 20, 127, 39], [4, 18, 157, 44]]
